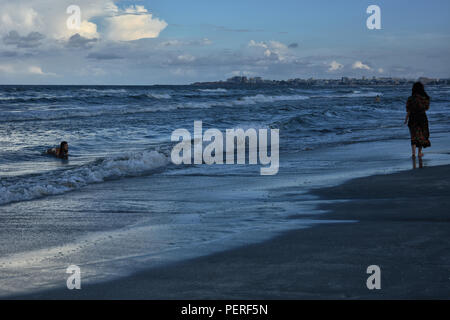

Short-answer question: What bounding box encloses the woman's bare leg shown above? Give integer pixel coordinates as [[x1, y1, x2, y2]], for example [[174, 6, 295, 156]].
[[411, 144, 416, 157], [418, 146, 424, 157]]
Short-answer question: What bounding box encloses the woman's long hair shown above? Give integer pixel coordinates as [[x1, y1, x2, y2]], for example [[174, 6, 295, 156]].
[[412, 82, 430, 100]]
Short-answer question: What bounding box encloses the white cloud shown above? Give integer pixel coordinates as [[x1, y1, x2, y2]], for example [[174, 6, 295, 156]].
[[249, 40, 268, 49], [0, 64, 14, 73], [0, 0, 108, 39], [328, 60, 343, 71], [77, 20, 99, 39], [378, 68, 384, 73], [352, 61, 372, 70], [28, 66, 56, 76], [248, 40, 290, 62], [269, 41, 288, 50], [0, 4, 41, 33], [28, 66, 44, 75], [249, 40, 287, 50], [177, 54, 195, 62], [0, 63, 55, 76], [0, 1, 166, 42], [104, 5, 167, 41]]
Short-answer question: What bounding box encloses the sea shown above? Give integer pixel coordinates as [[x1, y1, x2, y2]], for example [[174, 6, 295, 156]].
[[1, 84, 449, 296]]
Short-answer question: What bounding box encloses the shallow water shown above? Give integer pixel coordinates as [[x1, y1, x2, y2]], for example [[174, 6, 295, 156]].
[[1, 84, 449, 296]]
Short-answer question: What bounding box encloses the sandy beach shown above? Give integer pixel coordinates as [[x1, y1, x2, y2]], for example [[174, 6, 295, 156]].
[[11, 163, 450, 300], [1, 0, 450, 303]]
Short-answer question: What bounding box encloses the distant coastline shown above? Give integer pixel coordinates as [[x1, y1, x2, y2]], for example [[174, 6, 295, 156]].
[[192, 76, 450, 87]]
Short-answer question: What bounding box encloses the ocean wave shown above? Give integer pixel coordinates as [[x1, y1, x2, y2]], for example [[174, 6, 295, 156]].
[[236, 94, 310, 104], [0, 150, 169, 206], [80, 88, 128, 94], [0, 90, 170, 104], [346, 91, 382, 98], [198, 88, 228, 93], [312, 91, 383, 99], [0, 95, 77, 103], [147, 93, 172, 99], [0, 93, 313, 122]]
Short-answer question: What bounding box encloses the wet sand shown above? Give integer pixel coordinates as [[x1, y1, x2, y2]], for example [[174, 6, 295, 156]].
[[10, 164, 450, 299]]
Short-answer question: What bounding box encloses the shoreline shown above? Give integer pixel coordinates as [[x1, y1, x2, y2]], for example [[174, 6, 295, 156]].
[[9, 164, 450, 299]]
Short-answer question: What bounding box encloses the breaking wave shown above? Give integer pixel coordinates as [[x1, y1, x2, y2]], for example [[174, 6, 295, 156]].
[[0, 151, 169, 206], [147, 93, 172, 99], [311, 91, 383, 98], [198, 88, 228, 93], [236, 94, 310, 104]]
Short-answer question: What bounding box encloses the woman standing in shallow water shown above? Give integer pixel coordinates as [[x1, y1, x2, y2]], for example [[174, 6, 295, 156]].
[[405, 82, 431, 158]]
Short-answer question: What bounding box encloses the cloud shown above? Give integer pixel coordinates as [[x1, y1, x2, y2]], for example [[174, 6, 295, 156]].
[[288, 43, 299, 49], [0, 1, 166, 42], [249, 40, 268, 49], [352, 61, 372, 70], [0, 1, 107, 39], [87, 52, 123, 60], [248, 40, 291, 62], [3, 30, 45, 48], [249, 40, 288, 50], [66, 34, 98, 49], [159, 38, 212, 47], [104, 5, 167, 41], [0, 4, 40, 34], [177, 54, 196, 63], [76, 20, 99, 39], [0, 63, 55, 76], [28, 66, 56, 76], [328, 60, 343, 71], [0, 64, 14, 73], [0, 51, 17, 57], [28, 66, 44, 75]]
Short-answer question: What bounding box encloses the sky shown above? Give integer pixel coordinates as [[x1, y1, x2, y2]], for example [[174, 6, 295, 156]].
[[0, 0, 449, 85]]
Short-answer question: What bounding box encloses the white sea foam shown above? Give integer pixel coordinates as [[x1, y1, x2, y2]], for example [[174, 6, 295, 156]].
[[1, 93, 311, 122], [236, 94, 310, 104], [0, 151, 169, 206], [199, 88, 228, 93], [312, 91, 383, 99], [80, 88, 128, 94], [346, 91, 381, 98], [148, 93, 172, 99]]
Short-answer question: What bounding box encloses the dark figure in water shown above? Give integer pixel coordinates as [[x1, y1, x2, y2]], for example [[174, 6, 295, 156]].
[[404, 82, 430, 158], [47, 141, 69, 159]]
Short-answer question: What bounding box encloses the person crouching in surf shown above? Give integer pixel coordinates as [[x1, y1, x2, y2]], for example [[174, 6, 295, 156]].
[[47, 141, 69, 159]]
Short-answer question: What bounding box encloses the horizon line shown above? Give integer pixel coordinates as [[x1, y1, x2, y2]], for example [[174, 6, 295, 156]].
[[1, 76, 449, 87]]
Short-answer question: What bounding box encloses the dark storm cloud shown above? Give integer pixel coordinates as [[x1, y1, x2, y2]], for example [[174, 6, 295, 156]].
[[66, 34, 98, 49], [3, 31, 45, 48], [0, 51, 18, 57]]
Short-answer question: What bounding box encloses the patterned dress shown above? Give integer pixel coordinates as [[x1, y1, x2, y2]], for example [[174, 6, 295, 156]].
[[406, 94, 431, 148]]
